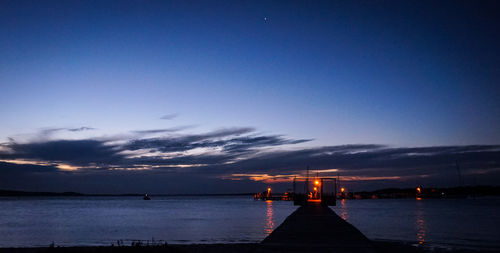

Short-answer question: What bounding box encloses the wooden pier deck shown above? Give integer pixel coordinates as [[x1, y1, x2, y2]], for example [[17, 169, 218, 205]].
[[255, 202, 377, 253]]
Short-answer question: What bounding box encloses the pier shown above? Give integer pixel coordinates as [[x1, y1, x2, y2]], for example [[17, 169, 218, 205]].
[[256, 202, 376, 253]]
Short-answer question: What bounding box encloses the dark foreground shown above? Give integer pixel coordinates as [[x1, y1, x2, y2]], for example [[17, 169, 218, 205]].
[[1, 242, 499, 253], [1, 204, 499, 253]]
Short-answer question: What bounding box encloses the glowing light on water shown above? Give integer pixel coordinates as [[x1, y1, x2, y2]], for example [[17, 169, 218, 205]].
[[264, 200, 275, 236], [416, 200, 427, 246], [339, 199, 348, 220]]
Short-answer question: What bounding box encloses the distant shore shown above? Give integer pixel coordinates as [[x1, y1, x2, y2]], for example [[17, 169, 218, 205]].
[[0, 241, 499, 253], [0, 189, 254, 197], [2, 186, 500, 199]]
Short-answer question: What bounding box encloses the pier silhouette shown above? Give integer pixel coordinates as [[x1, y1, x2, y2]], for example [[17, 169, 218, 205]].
[[256, 202, 376, 253]]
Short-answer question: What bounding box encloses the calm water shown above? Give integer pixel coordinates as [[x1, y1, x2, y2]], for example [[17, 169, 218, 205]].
[[0, 196, 296, 247], [1, 196, 499, 249], [331, 197, 500, 250]]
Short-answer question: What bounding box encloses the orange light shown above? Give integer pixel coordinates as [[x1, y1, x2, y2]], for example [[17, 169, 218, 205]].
[[307, 199, 321, 202], [340, 187, 345, 193], [416, 187, 421, 193], [313, 187, 317, 191], [314, 180, 319, 185], [267, 187, 271, 192]]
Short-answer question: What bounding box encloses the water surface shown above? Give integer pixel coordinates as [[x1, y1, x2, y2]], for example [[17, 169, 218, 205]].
[[0, 196, 296, 247], [1, 196, 500, 250], [332, 197, 500, 250]]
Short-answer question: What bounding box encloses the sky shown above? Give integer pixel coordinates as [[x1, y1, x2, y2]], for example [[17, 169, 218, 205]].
[[1, 0, 500, 194]]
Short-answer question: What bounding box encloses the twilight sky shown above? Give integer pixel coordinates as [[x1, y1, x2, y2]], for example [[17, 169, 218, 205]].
[[1, 0, 500, 193]]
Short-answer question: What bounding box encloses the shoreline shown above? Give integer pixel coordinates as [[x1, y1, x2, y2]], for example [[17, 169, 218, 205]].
[[1, 240, 499, 253], [3, 186, 500, 199]]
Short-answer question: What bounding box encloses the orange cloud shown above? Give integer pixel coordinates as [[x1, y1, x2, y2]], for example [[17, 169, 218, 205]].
[[340, 176, 401, 181], [224, 173, 299, 184]]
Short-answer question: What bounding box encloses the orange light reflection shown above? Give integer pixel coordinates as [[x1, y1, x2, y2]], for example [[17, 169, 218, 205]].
[[416, 200, 426, 246], [339, 199, 348, 220], [264, 200, 274, 236]]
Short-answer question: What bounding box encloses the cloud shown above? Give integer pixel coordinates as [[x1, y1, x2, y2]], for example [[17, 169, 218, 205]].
[[222, 135, 312, 153], [1, 126, 500, 193], [67, 127, 95, 132], [228, 145, 500, 172], [160, 113, 179, 120], [36, 127, 96, 139], [123, 127, 257, 153], [132, 126, 191, 135], [0, 127, 305, 169], [219, 145, 500, 186], [0, 139, 124, 166], [0, 161, 59, 174]]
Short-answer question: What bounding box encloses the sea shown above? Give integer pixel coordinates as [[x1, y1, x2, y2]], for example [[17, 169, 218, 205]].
[[0, 196, 499, 250]]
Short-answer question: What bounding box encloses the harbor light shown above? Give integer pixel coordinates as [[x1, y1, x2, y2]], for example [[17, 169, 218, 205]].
[[416, 187, 421, 193], [268, 187, 271, 193], [313, 187, 317, 191], [314, 180, 319, 185], [341, 187, 345, 193]]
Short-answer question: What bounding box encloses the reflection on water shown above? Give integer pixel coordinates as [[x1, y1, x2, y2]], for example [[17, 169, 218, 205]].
[[416, 199, 426, 246], [264, 200, 274, 235], [0, 196, 299, 247], [331, 198, 500, 250], [339, 199, 349, 220]]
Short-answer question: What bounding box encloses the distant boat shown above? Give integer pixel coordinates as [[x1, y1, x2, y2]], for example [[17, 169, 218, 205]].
[[143, 194, 151, 200]]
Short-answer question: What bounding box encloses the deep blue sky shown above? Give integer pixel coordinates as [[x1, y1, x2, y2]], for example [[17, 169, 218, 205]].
[[1, 0, 499, 193]]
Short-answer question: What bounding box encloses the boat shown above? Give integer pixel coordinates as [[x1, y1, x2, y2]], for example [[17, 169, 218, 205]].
[[143, 194, 151, 200]]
